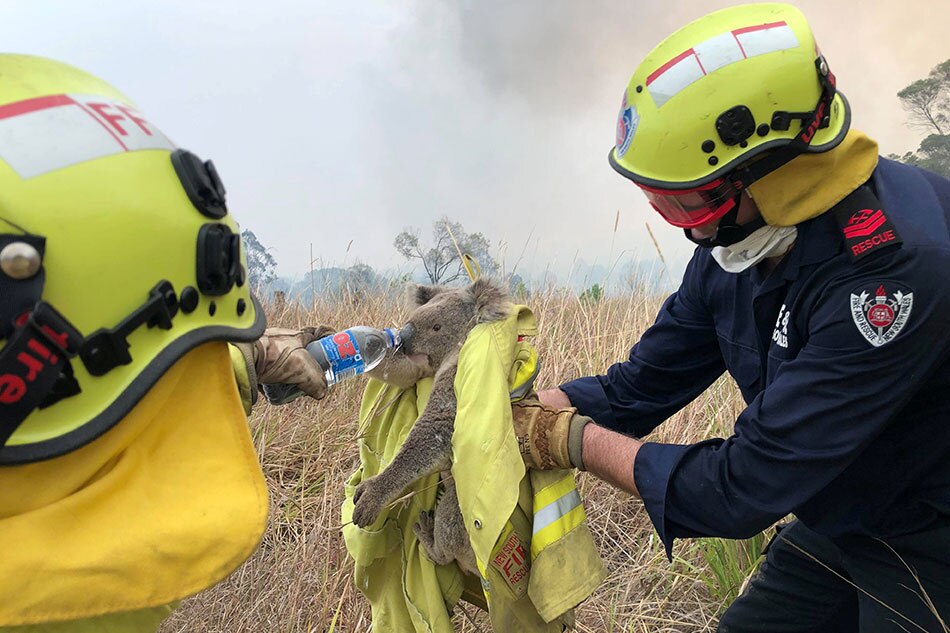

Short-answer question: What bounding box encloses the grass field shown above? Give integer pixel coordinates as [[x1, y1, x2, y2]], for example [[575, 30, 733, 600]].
[[158, 285, 766, 633]]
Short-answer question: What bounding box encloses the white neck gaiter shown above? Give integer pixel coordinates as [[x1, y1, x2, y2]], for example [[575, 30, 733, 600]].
[[711, 225, 798, 273]]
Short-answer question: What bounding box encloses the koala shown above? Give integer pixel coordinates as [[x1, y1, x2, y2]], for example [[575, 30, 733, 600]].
[[352, 278, 510, 575]]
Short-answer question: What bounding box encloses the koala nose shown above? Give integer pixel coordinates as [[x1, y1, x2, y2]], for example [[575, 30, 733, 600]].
[[398, 323, 416, 352]]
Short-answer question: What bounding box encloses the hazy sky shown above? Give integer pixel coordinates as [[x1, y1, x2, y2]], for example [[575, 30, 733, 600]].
[[2, 0, 947, 283]]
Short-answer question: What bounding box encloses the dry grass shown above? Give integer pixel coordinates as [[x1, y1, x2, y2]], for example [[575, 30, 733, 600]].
[[159, 284, 755, 633]]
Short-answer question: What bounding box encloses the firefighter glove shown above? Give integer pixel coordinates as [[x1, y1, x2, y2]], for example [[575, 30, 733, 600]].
[[511, 396, 592, 471], [236, 326, 335, 402]]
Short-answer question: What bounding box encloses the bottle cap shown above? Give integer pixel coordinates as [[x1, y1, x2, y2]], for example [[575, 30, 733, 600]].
[[384, 327, 400, 349]]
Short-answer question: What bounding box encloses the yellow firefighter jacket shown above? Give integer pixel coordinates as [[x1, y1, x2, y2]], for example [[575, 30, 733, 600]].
[[341, 306, 605, 632]]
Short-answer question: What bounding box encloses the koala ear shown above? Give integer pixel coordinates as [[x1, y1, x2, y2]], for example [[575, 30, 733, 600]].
[[471, 278, 510, 323], [410, 284, 444, 307]]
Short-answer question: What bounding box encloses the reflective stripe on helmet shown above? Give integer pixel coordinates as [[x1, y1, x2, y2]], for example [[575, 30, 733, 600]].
[[0, 94, 175, 179], [647, 21, 799, 108]]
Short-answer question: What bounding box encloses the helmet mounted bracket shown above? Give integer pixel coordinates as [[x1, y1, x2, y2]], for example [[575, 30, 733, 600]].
[[0, 233, 46, 340], [729, 56, 837, 192], [1, 279, 189, 448], [171, 150, 228, 220], [80, 281, 179, 377]]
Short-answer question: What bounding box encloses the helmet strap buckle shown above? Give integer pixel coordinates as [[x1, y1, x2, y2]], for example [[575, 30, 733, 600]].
[[0, 303, 83, 447]]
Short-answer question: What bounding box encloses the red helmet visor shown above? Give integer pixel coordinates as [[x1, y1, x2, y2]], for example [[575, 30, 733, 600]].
[[638, 179, 740, 228]]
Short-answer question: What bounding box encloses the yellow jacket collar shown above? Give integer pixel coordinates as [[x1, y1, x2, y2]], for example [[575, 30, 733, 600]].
[[748, 130, 879, 227]]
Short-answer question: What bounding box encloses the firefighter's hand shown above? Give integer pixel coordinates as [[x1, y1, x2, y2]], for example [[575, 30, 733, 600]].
[[238, 326, 335, 401], [511, 394, 591, 470]]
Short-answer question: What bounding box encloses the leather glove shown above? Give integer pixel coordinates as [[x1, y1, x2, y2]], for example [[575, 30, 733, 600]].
[[511, 395, 592, 470], [235, 326, 335, 403]]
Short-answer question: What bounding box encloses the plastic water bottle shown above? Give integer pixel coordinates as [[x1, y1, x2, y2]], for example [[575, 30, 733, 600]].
[[261, 326, 401, 405]]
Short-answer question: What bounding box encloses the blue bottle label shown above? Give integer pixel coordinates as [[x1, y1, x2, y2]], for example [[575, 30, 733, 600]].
[[319, 330, 365, 380]]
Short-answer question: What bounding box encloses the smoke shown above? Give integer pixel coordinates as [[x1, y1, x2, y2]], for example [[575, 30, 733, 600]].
[[11, 1, 944, 279], [411, 0, 949, 151], [354, 0, 949, 281], [441, 1, 669, 116]]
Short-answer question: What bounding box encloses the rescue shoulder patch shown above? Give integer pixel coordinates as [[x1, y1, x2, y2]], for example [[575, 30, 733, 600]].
[[832, 186, 902, 262], [849, 281, 914, 347]]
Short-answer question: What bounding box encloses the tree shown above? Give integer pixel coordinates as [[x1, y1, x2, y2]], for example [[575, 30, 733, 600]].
[[890, 59, 950, 178], [342, 261, 379, 303], [891, 133, 950, 178], [579, 283, 603, 304], [394, 217, 499, 284], [241, 230, 278, 291], [508, 273, 529, 300], [388, 271, 414, 291], [898, 77, 945, 135]]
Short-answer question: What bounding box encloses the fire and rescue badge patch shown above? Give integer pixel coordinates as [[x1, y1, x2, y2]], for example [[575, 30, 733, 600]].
[[849, 282, 913, 347], [615, 91, 638, 159], [490, 524, 529, 598]]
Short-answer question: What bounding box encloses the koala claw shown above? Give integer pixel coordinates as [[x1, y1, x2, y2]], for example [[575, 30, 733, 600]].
[[414, 510, 435, 544], [352, 479, 386, 528]]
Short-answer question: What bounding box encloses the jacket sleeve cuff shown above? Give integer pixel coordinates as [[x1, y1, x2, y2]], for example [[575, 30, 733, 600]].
[[229, 342, 259, 414], [560, 376, 617, 429], [634, 441, 692, 560]]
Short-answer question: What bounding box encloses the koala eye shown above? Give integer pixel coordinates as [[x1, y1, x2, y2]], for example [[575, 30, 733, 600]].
[[433, 324, 441, 332]]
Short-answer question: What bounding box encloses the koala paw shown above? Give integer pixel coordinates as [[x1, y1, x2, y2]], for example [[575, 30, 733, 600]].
[[414, 510, 436, 546], [352, 478, 388, 528]]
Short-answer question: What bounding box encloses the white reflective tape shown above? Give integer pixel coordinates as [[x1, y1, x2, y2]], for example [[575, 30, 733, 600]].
[[532, 489, 582, 536], [0, 94, 174, 179], [694, 32, 746, 74], [71, 94, 175, 152], [647, 51, 705, 108], [733, 23, 798, 58], [647, 20, 799, 108]]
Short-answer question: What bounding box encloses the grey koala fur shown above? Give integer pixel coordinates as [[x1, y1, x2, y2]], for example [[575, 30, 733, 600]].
[[352, 278, 510, 575]]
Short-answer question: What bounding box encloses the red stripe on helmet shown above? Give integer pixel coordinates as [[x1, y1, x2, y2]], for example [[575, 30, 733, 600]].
[[646, 48, 697, 85], [731, 20, 788, 36], [0, 94, 76, 120]]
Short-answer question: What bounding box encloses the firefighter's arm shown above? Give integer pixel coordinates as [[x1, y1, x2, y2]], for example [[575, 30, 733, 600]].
[[581, 423, 643, 496], [516, 253, 724, 474], [229, 326, 336, 414]]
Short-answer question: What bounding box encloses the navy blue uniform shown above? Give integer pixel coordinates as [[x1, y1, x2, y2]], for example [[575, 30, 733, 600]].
[[562, 158, 950, 559], [564, 158, 950, 629]]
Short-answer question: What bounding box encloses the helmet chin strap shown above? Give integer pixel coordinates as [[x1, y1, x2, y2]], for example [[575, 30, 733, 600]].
[[684, 194, 768, 248]]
